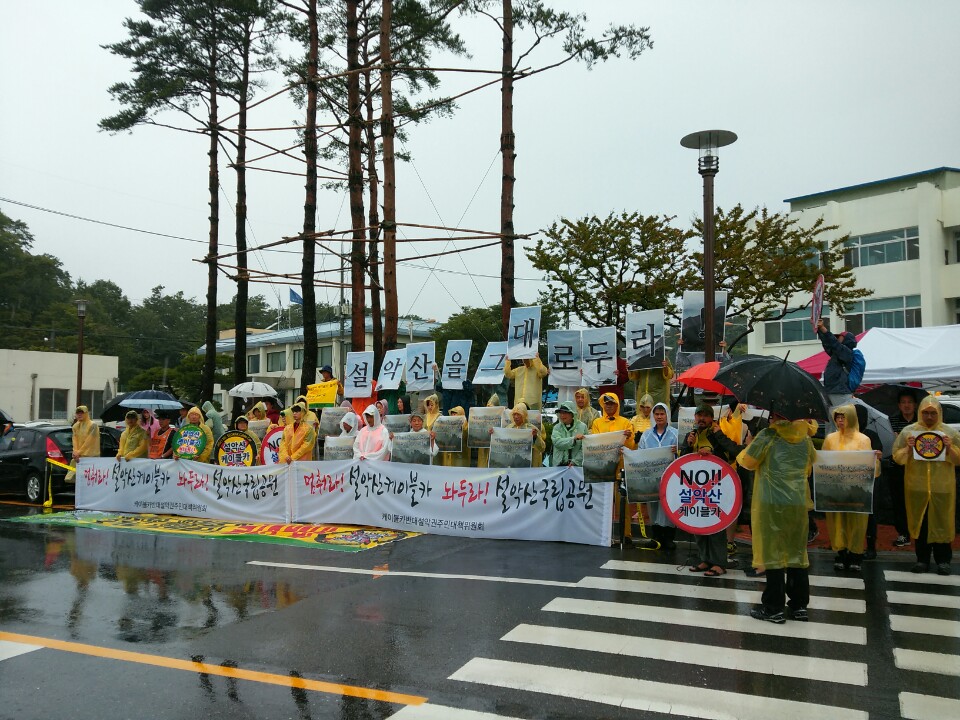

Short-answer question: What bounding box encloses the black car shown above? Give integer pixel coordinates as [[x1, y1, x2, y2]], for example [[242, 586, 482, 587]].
[[0, 424, 120, 503]]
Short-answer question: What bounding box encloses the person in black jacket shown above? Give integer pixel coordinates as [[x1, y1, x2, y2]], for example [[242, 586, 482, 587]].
[[855, 403, 884, 559], [887, 390, 918, 547], [816, 319, 857, 405], [682, 404, 745, 577]]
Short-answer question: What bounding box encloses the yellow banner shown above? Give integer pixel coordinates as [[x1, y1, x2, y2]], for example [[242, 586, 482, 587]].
[[307, 379, 339, 408]]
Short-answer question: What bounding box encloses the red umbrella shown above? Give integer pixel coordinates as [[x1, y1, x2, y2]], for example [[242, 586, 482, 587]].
[[677, 362, 731, 395]]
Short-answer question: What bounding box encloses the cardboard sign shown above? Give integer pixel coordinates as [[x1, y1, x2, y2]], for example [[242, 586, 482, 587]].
[[171, 424, 207, 460], [626, 310, 665, 371], [581, 327, 617, 387], [813, 449, 877, 513], [441, 340, 472, 390], [344, 352, 375, 398], [468, 406, 504, 448], [681, 291, 728, 353], [378, 349, 407, 391], [473, 341, 509, 385], [547, 329, 582, 387], [660, 454, 742, 535], [260, 427, 283, 465], [214, 430, 258, 467], [913, 431, 946, 462], [405, 342, 436, 392], [507, 306, 541, 360]]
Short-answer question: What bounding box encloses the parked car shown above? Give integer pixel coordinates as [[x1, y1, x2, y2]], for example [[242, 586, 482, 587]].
[[0, 424, 119, 503], [937, 397, 960, 433]]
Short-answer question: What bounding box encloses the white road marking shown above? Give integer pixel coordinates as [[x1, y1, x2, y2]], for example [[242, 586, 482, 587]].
[[0, 640, 42, 662], [389, 704, 525, 720], [900, 692, 960, 720], [450, 657, 868, 720], [543, 596, 867, 644], [884, 569, 960, 587], [502, 623, 868, 686], [894, 648, 960, 677], [889, 614, 960, 637], [602, 559, 866, 590], [886, 590, 960, 610], [578, 576, 866, 613]]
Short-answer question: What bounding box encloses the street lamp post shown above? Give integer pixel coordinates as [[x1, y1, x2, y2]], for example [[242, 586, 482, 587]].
[[680, 129, 737, 364], [75, 299, 88, 411]]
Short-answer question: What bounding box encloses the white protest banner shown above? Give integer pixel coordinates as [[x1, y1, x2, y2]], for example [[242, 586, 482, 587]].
[[260, 427, 283, 465], [660, 454, 742, 535], [319, 407, 349, 440], [344, 351, 375, 398], [507, 306, 541, 360], [547, 329, 581, 387], [75, 457, 289, 522], [681, 291, 728, 353], [582, 431, 624, 482], [626, 310, 665, 371], [292, 460, 612, 546], [434, 415, 465, 453], [382, 413, 411, 436], [441, 340, 472, 390], [489, 427, 534, 468], [813, 449, 877, 513], [324, 435, 355, 461], [581, 327, 617, 387], [913, 431, 947, 462], [468, 406, 503, 448], [378, 349, 407, 390], [405, 342, 436, 392], [473, 341, 509, 385], [392, 431, 433, 465], [623, 446, 675, 502]]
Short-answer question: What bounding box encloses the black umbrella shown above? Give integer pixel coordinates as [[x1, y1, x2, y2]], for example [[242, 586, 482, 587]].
[[714, 356, 832, 422], [100, 390, 183, 423], [856, 384, 929, 419]]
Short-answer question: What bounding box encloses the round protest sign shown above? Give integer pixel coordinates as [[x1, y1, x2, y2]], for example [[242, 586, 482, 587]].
[[811, 274, 825, 331], [260, 426, 284, 465], [172, 424, 207, 459], [913, 431, 945, 461], [660, 454, 742, 535], [215, 430, 257, 467]]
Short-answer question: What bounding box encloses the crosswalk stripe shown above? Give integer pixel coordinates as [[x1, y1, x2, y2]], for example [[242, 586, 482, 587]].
[[578, 576, 866, 613], [602, 560, 865, 590], [0, 640, 42, 662], [389, 704, 524, 720], [502, 623, 868, 686], [885, 570, 960, 587], [450, 657, 868, 720], [900, 691, 960, 720], [543, 596, 867, 644], [886, 590, 960, 610], [894, 648, 960, 677], [889, 614, 960, 637]]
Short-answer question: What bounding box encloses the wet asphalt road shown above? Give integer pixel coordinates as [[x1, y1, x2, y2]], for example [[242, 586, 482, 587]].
[[1, 497, 959, 720]]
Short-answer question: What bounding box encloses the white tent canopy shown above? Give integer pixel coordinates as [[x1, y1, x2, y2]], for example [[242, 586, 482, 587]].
[[858, 325, 960, 384]]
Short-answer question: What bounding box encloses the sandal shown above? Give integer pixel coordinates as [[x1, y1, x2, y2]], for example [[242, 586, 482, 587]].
[[704, 566, 726, 577], [689, 562, 711, 572]]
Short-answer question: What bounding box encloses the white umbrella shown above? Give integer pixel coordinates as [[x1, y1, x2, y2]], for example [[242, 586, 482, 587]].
[[229, 381, 278, 399]]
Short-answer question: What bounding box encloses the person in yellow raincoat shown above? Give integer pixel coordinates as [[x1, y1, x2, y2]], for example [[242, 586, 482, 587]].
[[822, 404, 881, 572], [476, 394, 501, 468], [574, 388, 599, 431], [505, 403, 546, 468], [179, 406, 215, 462], [279, 404, 317, 464], [591, 393, 637, 540], [116, 410, 149, 461], [67, 405, 100, 481], [423, 393, 442, 431], [503, 354, 549, 409], [892, 396, 960, 575], [628, 359, 674, 407], [630, 393, 654, 439], [737, 418, 817, 624], [719, 401, 749, 560], [439, 406, 470, 467]]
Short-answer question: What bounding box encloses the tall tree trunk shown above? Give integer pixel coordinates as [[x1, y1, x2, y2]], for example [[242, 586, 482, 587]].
[[299, 0, 319, 396], [380, 0, 398, 352], [232, 22, 252, 422], [362, 34, 383, 372], [346, 0, 367, 352], [499, 0, 515, 339], [201, 22, 220, 402]]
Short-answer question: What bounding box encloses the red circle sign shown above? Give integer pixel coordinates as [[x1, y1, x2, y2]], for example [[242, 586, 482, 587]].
[[660, 454, 742, 535], [259, 426, 284, 465]]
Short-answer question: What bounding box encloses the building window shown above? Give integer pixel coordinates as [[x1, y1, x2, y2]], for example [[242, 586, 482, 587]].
[[267, 351, 286, 372], [843, 226, 919, 268], [293, 349, 304, 370], [319, 345, 333, 368], [247, 354, 260, 374], [764, 306, 830, 345], [39, 388, 69, 421], [955, 298, 960, 325], [844, 295, 921, 334], [80, 390, 104, 417]]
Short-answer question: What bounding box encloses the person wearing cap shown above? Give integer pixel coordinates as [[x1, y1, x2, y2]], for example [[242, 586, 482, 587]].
[[439, 406, 470, 467], [116, 410, 149, 462], [551, 401, 587, 467], [319, 365, 345, 398], [233, 415, 261, 462], [181, 406, 215, 462], [279, 404, 317, 464], [68, 405, 100, 481], [149, 412, 176, 460], [574, 388, 599, 431], [503, 354, 549, 410], [354, 404, 391, 461], [638, 402, 679, 549], [592, 392, 638, 539]]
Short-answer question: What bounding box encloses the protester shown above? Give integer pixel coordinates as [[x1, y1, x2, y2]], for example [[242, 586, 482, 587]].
[[591, 393, 636, 539], [319, 365, 345, 398], [339, 411, 359, 438], [638, 402, 679, 549], [233, 414, 261, 461], [176, 405, 190, 428], [503, 354, 549, 409], [182, 406, 214, 462], [574, 387, 599, 430], [148, 411, 176, 460], [139, 408, 160, 438], [598, 354, 629, 404], [887, 389, 918, 547], [116, 410, 149, 461], [738, 417, 817, 624], [439, 406, 470, 468], [396, 395, 412, 416], [68, 405, 100, 481], [854, 403, 884, 559], [249, 401, 267, 422], [295, 394, 320, 432], [822, 405, 881, 572], [423, 393, 442, 431], [628, 359, 674, 407], [263, 397, 281, 425], [476, 394, 501, 469], [202, 400, 225, 442], [353, 404, 391, 461], [719, 401, 750, 561], [551, 401, 587, 467], [504, 403, 546, 468], [682, 404, 744, 577], [816, 319, 857, 405], [892, 396, 960, 575], [279, 404, 316, 464], [408, 411, 439, 459], [631, 393, 654, 438]]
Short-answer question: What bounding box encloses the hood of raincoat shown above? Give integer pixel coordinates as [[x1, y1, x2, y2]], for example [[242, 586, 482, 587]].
[[558, 400, 577, 415], [638, 394, 654, 409], [74, 406, 91, 423], [449, 406, 465, 416], [510, 403, 529, 426], [362, 404, 382, 427], [486, 393, 499, 407], [599, 392, 621, 416], [187, 406, 203, 424], [917, 395, 945, 430], [832, 403, 860, 436], [280, 409, 293, 426], [424, 393, 440, 410], [202, 401, 218, 419], [575, 388, 591, 404], [339, 412, 359, 437], [235, 415, 249, 426], [250, 401, 267, 418], [770, 419, 813, 443], [651, 402, 670, 421]]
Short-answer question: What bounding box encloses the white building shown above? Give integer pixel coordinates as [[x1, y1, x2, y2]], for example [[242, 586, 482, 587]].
[[0, 349, 119, 422], [200, 317, 440, 407], [748, 167, 960, 360]]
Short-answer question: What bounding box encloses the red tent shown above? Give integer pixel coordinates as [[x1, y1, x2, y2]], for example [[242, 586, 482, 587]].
[[796, 331, 868, 378]]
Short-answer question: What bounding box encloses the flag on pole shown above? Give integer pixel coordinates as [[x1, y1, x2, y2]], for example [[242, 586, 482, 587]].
[[289, 288, 304, 305]]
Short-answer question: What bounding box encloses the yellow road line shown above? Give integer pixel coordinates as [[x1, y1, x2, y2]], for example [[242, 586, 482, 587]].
[[0, 500, 73, 510], [0, 631, 426, 705]]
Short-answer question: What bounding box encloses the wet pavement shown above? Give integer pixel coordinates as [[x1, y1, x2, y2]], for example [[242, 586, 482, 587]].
[[1, 496, 958, 720]]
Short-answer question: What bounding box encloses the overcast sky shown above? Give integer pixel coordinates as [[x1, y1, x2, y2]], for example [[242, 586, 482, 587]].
[[3, 1, 959, 326]]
